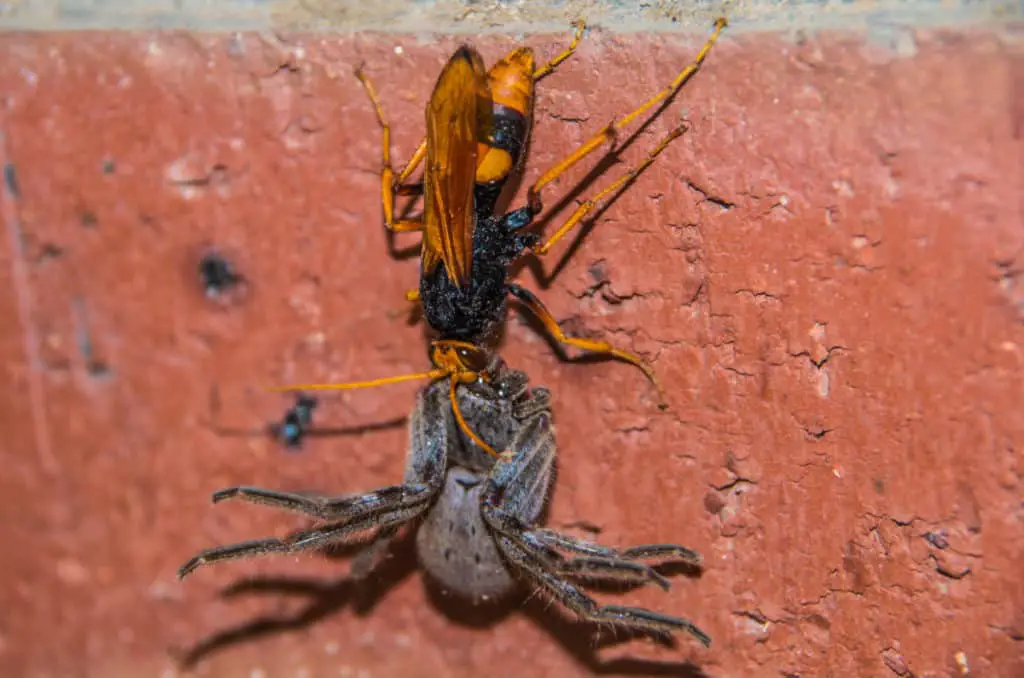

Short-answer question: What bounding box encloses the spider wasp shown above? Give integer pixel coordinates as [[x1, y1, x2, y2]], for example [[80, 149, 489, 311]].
[[275, 19, 728, 457]]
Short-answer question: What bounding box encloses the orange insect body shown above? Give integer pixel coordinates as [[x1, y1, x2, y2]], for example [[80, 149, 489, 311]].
[[420, 46, 489, 287], [474, 48, 535, 185], [277, 18, 729, 456]]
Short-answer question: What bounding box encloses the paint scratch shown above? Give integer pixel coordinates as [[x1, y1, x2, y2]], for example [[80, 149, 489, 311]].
[[1, 132, 58, 475]]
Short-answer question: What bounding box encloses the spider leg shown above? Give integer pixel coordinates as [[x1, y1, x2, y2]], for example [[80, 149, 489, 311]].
[[178, 505, 425, 579], [554, 555, 671, 591], [619, 543, 703, 564], [179, 381, 455, 580], [492, 533, 710, 645], [511, 386, 553, 421], [211, 484, 434, 521], [505, 523, 669, 589], [533, 529, 702, 566], [349, 525, 402, 581], [478, 406, 708, 644], [531, 529, 619, 557]]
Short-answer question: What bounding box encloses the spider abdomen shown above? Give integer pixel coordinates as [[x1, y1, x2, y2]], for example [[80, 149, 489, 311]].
[[416, 467, 516, 603]]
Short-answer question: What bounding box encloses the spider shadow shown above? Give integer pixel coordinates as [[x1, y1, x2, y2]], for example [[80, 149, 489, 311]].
[[174, 537, 419, 669], [425, 561, 709, 676], [523, 600, 711, 677], [177, 530, 708, 677]]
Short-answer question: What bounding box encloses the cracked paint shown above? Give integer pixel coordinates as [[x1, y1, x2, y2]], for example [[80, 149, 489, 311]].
[[0, 24, 1020, 678]]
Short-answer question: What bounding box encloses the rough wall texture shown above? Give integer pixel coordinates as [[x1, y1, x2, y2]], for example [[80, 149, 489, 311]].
[[0, 23, 1021, 678]]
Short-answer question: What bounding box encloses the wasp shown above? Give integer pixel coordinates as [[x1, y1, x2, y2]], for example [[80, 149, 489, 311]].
[[275, 19, 728, 456]]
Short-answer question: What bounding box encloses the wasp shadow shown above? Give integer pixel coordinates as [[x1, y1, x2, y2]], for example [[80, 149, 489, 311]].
[[213, 417, 408, 446], [518, 97, 684, 289]]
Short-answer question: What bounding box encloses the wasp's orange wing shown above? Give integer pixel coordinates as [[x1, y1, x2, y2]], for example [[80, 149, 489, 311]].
[[422, 46, 490, 287]]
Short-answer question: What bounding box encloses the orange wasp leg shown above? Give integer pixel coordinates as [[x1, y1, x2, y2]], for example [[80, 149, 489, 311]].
[[507, 284, 667, 407], [448, 377, 501, 458], [526, 17, 727, 217], [533, 122, 688, 256], [355, 66, 427, 232], [395, 141, 426, 187], [532, 19, 587, 80]]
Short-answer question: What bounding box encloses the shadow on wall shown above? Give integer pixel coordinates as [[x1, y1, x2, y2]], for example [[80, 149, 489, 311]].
[[174, 537, 708, 677]]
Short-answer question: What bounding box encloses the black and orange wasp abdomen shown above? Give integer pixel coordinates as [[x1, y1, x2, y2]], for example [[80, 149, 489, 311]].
[[472, 105, 529, 217]]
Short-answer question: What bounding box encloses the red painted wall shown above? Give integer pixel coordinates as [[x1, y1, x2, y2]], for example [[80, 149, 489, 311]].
[[0, 28, 1020, 677]]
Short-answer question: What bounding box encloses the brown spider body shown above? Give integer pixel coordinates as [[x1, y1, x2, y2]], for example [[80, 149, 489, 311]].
[[179, 363, 709, 645]]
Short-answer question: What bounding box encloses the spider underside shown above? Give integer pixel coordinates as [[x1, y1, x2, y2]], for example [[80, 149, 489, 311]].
[[179, 366, 709, 646]]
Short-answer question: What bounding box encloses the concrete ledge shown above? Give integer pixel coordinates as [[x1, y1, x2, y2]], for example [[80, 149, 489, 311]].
[[0, 0, 1020, 32]]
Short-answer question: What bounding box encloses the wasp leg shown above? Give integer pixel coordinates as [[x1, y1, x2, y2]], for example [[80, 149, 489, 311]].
[[531, 122, 687, 256], [527, 18, 727, 215], [396, 181, 423, 196], [355, 67, 426, 232], [532, 20, 587, 80], [449, 377, 500, 458], [507, 284, 665, 405]]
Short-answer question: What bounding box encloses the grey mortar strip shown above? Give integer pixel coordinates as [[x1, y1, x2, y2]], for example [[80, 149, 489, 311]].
[[0, 0, 1020, 33]]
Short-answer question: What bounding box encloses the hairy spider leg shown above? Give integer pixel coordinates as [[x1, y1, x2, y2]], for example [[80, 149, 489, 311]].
[[478, 415, 711, 645]]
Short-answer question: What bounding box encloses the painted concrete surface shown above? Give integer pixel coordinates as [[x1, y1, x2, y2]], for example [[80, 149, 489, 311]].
[[0, 20, 1022, 678], [0, 0, 1020, 31]]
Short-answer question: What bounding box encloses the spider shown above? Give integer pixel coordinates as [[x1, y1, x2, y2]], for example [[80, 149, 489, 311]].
[[178, 359, 710, 645]]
